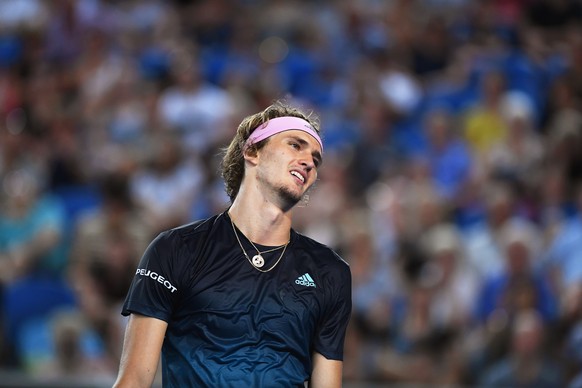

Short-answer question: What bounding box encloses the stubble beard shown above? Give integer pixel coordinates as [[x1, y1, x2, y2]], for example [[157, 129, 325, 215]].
[[276, 184, 303, 210], [257, 174, 304, 210]]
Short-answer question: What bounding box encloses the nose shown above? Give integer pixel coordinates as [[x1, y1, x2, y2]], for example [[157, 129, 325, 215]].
[[299, 156, 315, 171]]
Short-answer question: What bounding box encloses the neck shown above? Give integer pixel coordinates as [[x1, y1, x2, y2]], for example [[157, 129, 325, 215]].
[[228, 189, 293, 246]]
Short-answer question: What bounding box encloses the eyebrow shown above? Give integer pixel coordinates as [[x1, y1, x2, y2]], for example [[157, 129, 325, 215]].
[[289, 135, 323, 166]]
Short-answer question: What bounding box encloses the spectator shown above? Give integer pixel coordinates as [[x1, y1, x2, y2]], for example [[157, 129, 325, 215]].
[[0, 167, 72, 371], [463, 181, 540, 280], [0, 168, 65, 281], [486, 91, 544, 187], [69, 171, 151, 362], [479, 309, 563, 387], [130, 132, 205, 233], [463, 70, 509, 157], [544, 182, 582, 295], [474, 222, 558, 325], [421, 223, 480, 329], [27, 310, 114, 384], [422, 107, 473, 201], [156, 52, 236, 153]]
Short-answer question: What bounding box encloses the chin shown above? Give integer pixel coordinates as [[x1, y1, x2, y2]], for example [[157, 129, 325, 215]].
[[277, 186, 303, 208]]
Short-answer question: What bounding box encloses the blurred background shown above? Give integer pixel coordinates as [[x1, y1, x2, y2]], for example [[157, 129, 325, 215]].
[[0, 0, 581, 386]]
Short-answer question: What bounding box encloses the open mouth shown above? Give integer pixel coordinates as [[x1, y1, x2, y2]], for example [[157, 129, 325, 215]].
[[290, 170, 305, 184]]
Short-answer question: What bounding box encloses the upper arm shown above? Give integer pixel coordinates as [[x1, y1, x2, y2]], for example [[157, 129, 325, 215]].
[[114, 314, 168, 388], [310, 352, 343, 388]]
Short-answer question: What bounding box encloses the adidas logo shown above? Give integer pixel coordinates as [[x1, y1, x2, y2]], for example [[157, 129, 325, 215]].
[[295, 273, 316, 288]]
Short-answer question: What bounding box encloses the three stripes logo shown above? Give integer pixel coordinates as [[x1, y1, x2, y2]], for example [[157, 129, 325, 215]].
[[295, 273, 316, 288]]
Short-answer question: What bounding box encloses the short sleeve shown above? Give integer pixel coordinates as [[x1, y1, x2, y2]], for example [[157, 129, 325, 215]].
[[313, 258, 352, 361], [121, 230, 182, 322]]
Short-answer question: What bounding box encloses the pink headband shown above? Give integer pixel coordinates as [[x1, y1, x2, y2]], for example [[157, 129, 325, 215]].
[[244, 116, 323, 152]]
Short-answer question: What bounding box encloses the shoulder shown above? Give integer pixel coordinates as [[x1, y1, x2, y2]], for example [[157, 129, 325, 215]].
[[140, 213, 225, 279], [292, 230, 350, 272], [151, 213, 224, 254], [167, 213, 222, 238]]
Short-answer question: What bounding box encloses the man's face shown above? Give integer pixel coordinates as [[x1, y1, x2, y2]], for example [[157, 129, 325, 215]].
[[254, 129, 322, 209]]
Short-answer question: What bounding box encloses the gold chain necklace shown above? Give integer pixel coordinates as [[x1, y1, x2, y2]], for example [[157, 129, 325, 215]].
[[229, 217, 289, 272]]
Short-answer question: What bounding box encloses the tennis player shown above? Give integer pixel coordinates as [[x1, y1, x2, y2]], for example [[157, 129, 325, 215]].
[[113, 101, 352, 387]]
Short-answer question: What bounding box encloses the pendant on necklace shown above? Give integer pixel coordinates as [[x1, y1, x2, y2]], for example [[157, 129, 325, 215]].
[[252, 254, 264, 268]]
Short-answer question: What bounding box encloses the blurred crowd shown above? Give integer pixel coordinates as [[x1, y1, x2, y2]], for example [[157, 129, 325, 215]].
[[0, 0, 582, 386]]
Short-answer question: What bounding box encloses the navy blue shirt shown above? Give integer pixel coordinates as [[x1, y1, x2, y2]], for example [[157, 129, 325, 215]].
[[122, 212, 352, 387]]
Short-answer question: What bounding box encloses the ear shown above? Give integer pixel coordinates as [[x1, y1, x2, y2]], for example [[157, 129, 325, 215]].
[[243, 146, 260, 166]]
